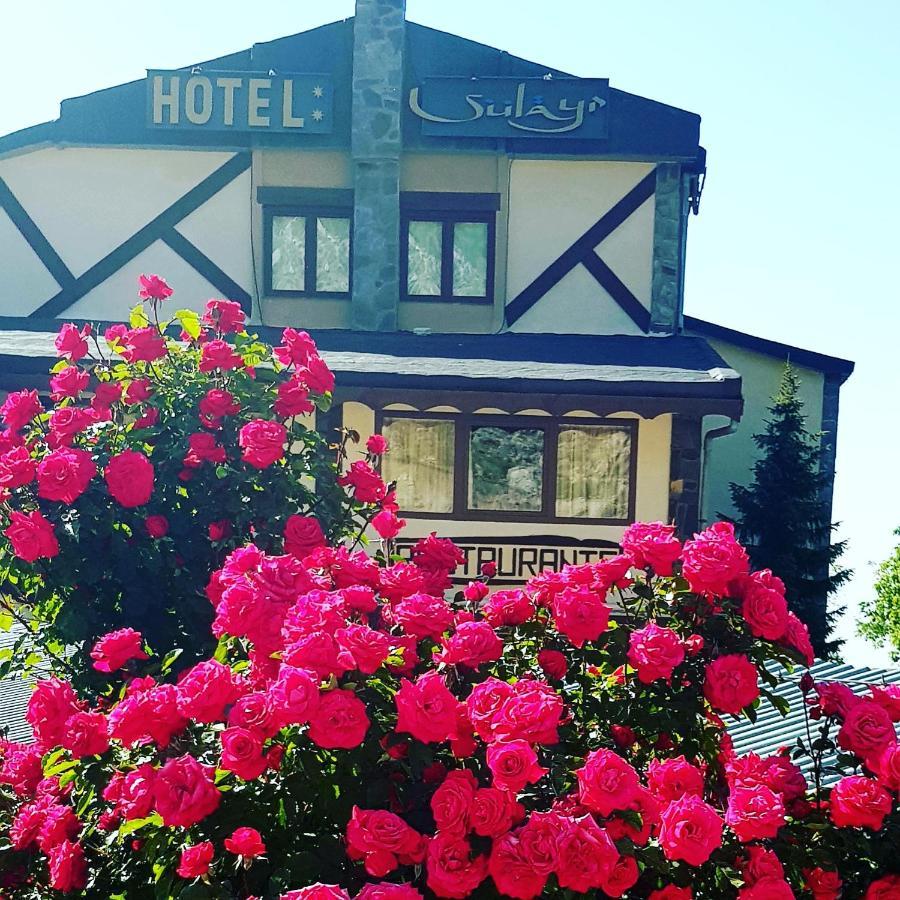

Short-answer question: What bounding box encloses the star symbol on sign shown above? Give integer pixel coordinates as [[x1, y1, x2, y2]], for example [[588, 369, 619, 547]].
[[312, 85, 324, 98], [311, 109, 324, 121]]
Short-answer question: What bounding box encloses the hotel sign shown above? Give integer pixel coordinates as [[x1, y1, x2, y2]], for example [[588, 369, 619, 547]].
[[396, 536, 620, 587], [409, 77, 609, 139], [146, 70, 333, 133]]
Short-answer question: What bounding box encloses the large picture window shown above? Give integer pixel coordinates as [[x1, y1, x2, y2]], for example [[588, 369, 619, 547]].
[[375, 412, 637, 523]]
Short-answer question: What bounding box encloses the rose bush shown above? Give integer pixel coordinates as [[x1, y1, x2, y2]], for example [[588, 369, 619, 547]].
[[0, 283, 897, 898], [0, 281, 383, 685]]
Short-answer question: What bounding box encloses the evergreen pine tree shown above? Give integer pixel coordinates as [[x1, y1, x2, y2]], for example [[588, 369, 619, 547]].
[[729, 364, 850, 658]]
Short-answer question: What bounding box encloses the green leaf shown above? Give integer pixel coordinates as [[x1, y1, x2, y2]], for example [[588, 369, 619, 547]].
[[175, 309, 202, 340], [129, 303, 150, 328], [119, 813, 163, 836]]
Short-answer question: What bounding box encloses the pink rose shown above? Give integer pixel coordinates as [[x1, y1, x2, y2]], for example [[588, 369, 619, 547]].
[[300, 354, 335, 394], [4, 510, 59, 562], [105, 450, 154, 508], [681, 521, 749, 595], [876, 743, 900, 791], [62, 711, 110, 758], [395, 673, 459, 744], [621, 521, 682, 575], [199, 338, 243, 372], [47, 839, 88, 892], [91, 628, 148, 673], [199, 387, 241, 422], [577, 748, 641, 816], [837, 699, 896, 764], [55, 323, 91, 362], [120, 326, 167, 363], [275, 328, 318, 368], [49, 366, 90, 400], [356, 884, 422, 900], [308, 689, 370, 749], [271, 666, 320, 727], [144, 514, 169, 538], [138, 273, 173, 301], [658, 795, 723, 866], [220, 727, 267, 781], [372, 509, 406, 540], [281, 887, 350, 900], [739, 569, 789, 640], [647, 756, 704, 803], [239, 419, 287, 469], [366, 434, 389, 455], [829, 775, 892, 830], [394, 592, 454, 640], [704, 654, 760, 715], [153, 754, 220, 827], [486, 740, 547, 794], [726, 784, 785, 842], [471, 786, 522, 838], [0, 445, 36, 489], [26, 677, 79, 750], [488, 679, 564, 746], [203, 298, 245, 334], [438, 621, 503, 669], [482, 589, 534, 627], [177, 841, 214, 878], [627, 622, 685, 683], [37, 447, 96, 504], [0, 389, 42, 431], [225, 826, 266, 858], [552, 585, 610, 648], [600, 854, 640, 898], [176, 659, 242, 723]]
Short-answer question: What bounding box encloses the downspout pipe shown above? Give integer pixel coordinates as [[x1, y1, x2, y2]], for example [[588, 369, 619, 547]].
[[700, 417, 738, 527]]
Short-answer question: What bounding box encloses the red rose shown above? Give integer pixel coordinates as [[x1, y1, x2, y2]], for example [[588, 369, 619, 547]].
[[627, 622, 685, 683], [26, 677, 79, 749], [489, 829, 549, 900], [471, 786, 522, 838], [366, 434, 389, 455], [105, 449, 154, 508], [658, 795, 723, 866], [577, 748, 641, 816], [120, 326, 167, 363], [430, 769, 477, 837], [621, 521, 682, 575], [228, 691, 279, 738], [336, 624, 391, 675], [681, 521, 749, 595], [0, 389, 42, 430], [55, 323, 91, 362], [488, 679, 564, 746], [239, 419, 287, 469], [356, 884, 423, 900], [199, 338, 243, 372], [220, 727, 267, 781], [275, 376, 315, 417], [5, 510, 59, 562], [829, 775, 892, 830], [704, 654, 759, 715], [144, 515, 169, 538], [203, 298, 245, 334], [199, 387, 241, 423], [124, 378, 153, 404], [307, 689, 369, 749], [600, 854, 640, 899], [61, 710, 110, 758], [725, 784, 785, 842], [275, 328, 318, 368], [47, 839, 88, 892], [739, 878, 795, 899], [177, 841, 214, 878], [438, 621, 503, 669], [395, 673, 459, 744], [37, 447, 96, 504], [284, 515, 326, 558], [208, 519, 231, 542], [153, 754, 220, 828], [372, 509, 406, 540], [300, 354, 335, 394], [552, 585, 610, 648], [739, 569, 789, 640], [222, 826, 266, 859], [482, 590, 534, 627], [339, 460, 387, 504], [426, 834, 488, 899], [394, 592, 454, 640], [0, 446, 36, 489], [556, 814, 618, 893], [876, 743, 900, 791], [176, 659, 242, 723], [47, 406, 94, 447], [803, 867, 842, 900], [271, 665, 320, 727], [647, 756, 704, 803], [346, 806, 426, 877], [486, 740, 547, 794], [649, 889, 694, 900], [837, 699, 896, 764], [138, 273, 173, 301], [49, 366, 90, 400], [183, 432, 226, 468], [537, 649, 568, 680], [91, 628, 148, 673], [865, 875, 900, 899], [411, 533, 465, 574]]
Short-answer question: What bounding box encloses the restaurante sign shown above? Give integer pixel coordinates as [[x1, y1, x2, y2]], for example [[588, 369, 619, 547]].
[[146, 70, 334, 133]]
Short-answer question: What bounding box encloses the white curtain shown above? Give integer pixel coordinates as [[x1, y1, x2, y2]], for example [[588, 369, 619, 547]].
[[382, 418, 455, 513], [556, 425, 631, 519]]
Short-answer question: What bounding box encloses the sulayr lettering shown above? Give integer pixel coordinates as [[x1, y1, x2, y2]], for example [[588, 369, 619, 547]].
[[409, 82, 606, 134]]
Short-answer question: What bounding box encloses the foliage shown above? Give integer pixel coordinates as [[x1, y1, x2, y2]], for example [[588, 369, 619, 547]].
[[859, 528, 900, 661], [729, 364, 850, 659], [0, 285, 378, 690]]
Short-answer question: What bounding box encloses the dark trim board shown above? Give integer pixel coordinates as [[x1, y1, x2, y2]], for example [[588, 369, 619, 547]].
[[0, 177, 76, 292], [28, 153, 251, 318], [504, 169, 656, 329]]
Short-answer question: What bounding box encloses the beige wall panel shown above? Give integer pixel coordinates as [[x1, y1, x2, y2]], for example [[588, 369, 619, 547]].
[[256, 150, 351, 188], [65, 239, 222, 318], [0, 148, 234, 275], [400, 154, 500, 192], [594, 195, 654, 308], [260, 298, 350, 329], [694, 336, 825, 527], [397, 302, 495, 333], [507, 264, 645, 335], [0, 209, 60, 315]]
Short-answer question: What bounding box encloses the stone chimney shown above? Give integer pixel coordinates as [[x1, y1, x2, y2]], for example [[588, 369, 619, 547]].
[[350, 0, 406, 331]]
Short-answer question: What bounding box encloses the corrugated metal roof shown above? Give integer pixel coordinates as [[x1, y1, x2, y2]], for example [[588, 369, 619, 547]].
[[0, 625, 36, 744], [728, 660, 900, 785]]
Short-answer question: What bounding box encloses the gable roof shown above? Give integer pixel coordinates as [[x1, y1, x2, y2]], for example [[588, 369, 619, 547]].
[[0, 20, 703, 162]]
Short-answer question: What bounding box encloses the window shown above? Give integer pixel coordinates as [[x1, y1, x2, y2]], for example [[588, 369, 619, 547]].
[[400, 192, 499, 303], [260, 188, 353, 298], [376, 412, 637, 522], [381, 417, 455, 513]]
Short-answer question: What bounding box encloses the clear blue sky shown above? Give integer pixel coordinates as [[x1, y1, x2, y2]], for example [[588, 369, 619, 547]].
[[2, 0, 898, 664]]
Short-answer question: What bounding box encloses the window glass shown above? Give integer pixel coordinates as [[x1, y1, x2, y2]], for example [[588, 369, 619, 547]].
[[556, 425, 632, 519], [407, 221, 443, 296], [452, 222, 488, 297], [469, 426, 543, 511], [315, 217, 351, 293], [271, 215, 306, 291], [381, 418, 455, 513]]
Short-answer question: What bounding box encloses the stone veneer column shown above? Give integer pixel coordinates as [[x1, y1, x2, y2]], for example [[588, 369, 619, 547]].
[[668, 414, 702, 537], [350, 0, 406, 331], [650, 163, 687, 333]]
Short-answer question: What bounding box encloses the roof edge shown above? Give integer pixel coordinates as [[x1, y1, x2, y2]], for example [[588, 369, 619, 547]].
[[684, 316, 854, 382]]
